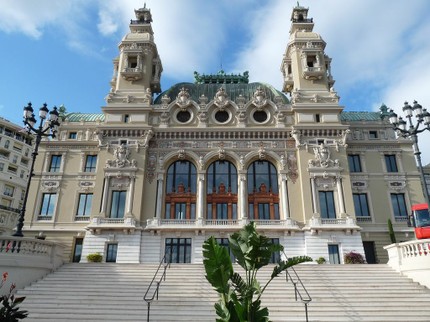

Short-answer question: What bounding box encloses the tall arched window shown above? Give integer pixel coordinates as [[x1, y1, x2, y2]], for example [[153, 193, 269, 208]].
[[165, 161, 197, 219], [247, 160, 279, 220], [207, 160, 238, 220]]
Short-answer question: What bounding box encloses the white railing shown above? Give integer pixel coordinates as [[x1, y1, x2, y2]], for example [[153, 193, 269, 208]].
[[160, 219, 196, 225], [205, 219, 239, 226], [385, 239, 430, 288]]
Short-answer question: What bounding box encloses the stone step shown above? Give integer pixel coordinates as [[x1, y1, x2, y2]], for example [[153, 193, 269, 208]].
[[17, 263, 430, 322]]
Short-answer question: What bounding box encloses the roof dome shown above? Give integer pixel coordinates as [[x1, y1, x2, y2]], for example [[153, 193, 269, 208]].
[[154, 82, 289, 105]]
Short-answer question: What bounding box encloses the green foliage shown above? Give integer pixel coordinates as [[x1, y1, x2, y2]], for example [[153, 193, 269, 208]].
[[344, 251, 366, 264], [86, 253, 103, 262], [387, 219, 397, 243], [1, 272, 28, 321], [316, 257, 326, 264], [203, 222, 312, 322]]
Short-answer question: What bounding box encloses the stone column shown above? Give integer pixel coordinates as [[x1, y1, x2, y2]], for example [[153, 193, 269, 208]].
[[196, 173, 205, 219], [336, 176, 346, 215], [100, 175, 110, 216], [310, 175, 318, 213], [126, 175, 135, 216], [280, 174, 290, 218], [238, 172, 247, 219], [155, 173, 164, 219]]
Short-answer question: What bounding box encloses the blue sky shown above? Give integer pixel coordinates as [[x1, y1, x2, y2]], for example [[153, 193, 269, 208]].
[[1, 0, 430, 163]]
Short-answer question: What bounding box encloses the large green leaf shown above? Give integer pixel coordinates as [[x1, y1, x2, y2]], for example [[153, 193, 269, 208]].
[[203, 236, 233, 296], [271, 256, 313, 279]]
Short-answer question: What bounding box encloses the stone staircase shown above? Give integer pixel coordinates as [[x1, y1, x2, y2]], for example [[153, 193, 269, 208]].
[[17, 263, 430, 322]]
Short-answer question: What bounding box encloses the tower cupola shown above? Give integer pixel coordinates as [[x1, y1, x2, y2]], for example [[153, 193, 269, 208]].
[[106, 3, 163, 104]]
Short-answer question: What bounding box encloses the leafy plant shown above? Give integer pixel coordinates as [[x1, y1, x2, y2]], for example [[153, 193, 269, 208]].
[[1, 272, 28, 321], [344, 251, 366, 264], [387, 219, 397, 243], [316, 257, 326, 264], [86, 253, 103, 262], [203, 222, 312, 322]]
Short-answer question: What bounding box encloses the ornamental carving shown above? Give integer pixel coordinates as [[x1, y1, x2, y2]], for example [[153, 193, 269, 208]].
[[286, 152, 299, 183], [41, 181, 60, 192], [140, 130, 154, 148], [258, 142, 266, 160], [176, 87, 191, 110], [218, 143, 225, 160], [308, 143, 339, 168], [146, 154, 157, 183], [106, 144, 137, 168], [252, 86, 267, 110], [214, 87, 229, 109]]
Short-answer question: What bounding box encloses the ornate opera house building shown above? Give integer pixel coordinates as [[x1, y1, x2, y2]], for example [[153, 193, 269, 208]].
[[20, 5, 424, 265]]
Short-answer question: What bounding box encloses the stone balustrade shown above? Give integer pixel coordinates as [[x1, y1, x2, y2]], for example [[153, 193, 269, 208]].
[[384, 239, 430, 288], [0, 236, 64, 292], [145, 217, 302, 232], [86, 216, 138, 234]]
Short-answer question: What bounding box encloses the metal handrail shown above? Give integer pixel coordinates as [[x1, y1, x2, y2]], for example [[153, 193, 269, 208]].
[[143, 249, 171, 322], [284, 253, 312, 322]]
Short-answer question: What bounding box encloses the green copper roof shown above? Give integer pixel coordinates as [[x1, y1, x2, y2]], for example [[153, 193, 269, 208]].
[[64, 113, 105, 122], [340, 111, 382, 122], [154, 82, 289, 104]]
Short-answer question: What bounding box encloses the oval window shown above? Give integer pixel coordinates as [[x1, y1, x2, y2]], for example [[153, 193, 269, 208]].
[[177, 111, 191, 123], [253, 111, 268, 123]]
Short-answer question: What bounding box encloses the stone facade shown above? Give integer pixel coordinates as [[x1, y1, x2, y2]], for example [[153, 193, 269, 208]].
[[22, 5, 424, 264]]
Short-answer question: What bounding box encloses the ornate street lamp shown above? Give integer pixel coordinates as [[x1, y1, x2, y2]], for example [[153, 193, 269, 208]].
[[388, 101, 430, 208], [13, 103, 60, 237]]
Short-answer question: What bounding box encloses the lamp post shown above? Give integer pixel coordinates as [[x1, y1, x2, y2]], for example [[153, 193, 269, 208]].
[[388, 101, 430, 209], [13, 102, 60, 237]]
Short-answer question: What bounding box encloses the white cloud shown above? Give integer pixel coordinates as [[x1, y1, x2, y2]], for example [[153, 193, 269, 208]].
[[0, 0, 80, 39]]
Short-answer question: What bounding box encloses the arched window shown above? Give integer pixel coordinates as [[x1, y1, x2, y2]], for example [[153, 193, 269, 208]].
[[165, 160, 197, 220], [207, 160, 238, 220], [247, 160, 279, 220]]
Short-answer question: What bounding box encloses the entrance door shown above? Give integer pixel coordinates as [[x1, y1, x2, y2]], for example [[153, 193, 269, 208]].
[[328, 244, 340, 264], [363, 241, 377, 264], [72, 238, 83, 263]]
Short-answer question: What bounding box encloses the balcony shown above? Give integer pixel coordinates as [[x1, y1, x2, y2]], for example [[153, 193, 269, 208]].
[[305, 215, 361, 235], [86, 216, 138, 234], [302, 66, 324, 80], [145, 218, 301, 232], [120, 67, 143, 81]]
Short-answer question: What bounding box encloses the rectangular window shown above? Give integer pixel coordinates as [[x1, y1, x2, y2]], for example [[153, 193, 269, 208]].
[[175, 203, 186, 219], [49, 155, 62, 172], [68, 132, 77, 139], [106, 244, 118, 263], [110, 191, 126, 218], [270, 238, 281, 263], [165, 238, 191, 263], [39, 193, 57, 218], [258, 203, 270, 220], [3, 185, 14, 197], [348, 155, 362, 172], [391, 193, 407, 219], [216, 203, 228, 220], [216, 238, 235, 261], [84, 155, 97, 172], [77, 193, 93, 217], [328, 245, 340, 264], [369, 131, 378, 139], [0, 163, 3, 171], [353, 193, 370, 217], [319, 191, 336, 219], [385, 155, 398, 172]]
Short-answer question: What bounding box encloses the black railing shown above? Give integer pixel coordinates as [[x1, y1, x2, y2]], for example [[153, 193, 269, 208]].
[[284, 254, 312, 322], [143, 250, 171, 322]]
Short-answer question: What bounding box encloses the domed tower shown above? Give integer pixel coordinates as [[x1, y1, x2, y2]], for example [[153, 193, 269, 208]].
[[106, 4, 163, 105]]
